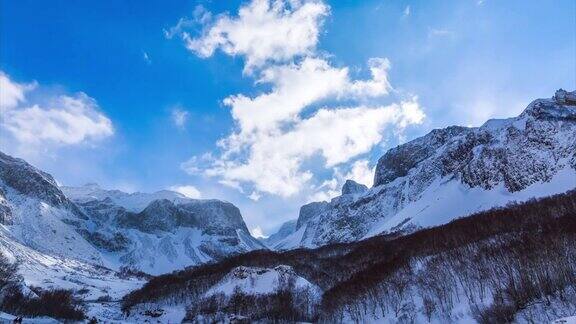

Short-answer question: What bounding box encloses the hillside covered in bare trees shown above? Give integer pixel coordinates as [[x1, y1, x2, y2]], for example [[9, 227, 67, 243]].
[[122, 189, 576, 323]]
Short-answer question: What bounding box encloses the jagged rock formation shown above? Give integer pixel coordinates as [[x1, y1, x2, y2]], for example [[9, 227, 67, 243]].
[[341, 180, 368, 195], [274, 90, 576, 249]]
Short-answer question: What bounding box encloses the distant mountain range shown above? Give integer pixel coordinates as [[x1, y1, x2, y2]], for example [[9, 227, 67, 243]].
[[0, 153, 264, 280]]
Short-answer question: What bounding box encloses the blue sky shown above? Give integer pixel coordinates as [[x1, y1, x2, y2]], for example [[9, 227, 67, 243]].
[[1, 0, 574, 236]]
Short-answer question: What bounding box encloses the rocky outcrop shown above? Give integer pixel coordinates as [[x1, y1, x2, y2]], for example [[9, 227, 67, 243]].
[[341, 180, 368, 195], [374, 126, 469, 187], [296, 201, 329, 230], [0, 152, 85, 219]]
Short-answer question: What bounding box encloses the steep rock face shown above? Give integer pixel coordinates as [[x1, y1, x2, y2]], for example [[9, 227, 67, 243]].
[[117, 199, 196, 233], [374, 126, 469, 187], [0, 152, 265, 275], [296, 201, 329, 230], [262, 220, 297, 248], [0, 188, 12, 225], [280, 91, 576, 249], [0, 152, 67, 207], [341, 180, 368, 195], [0, 152, 85, 219], [179, 200, 249, 235]]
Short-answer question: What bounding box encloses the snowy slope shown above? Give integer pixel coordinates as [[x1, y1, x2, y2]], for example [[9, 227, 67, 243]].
[[205, 265, 321, 298], [276, 90, 576, 249]]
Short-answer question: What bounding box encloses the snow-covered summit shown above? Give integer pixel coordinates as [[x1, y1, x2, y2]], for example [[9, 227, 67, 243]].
[[274, 90, 576, 249], [205, 265, 321, 298], [61, 183, 188, 212]]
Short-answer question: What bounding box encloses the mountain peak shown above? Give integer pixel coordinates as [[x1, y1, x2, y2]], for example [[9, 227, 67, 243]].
[[520, 89, 576, 120], [341, 179, 368, 195], [554, 89, 576, 105]]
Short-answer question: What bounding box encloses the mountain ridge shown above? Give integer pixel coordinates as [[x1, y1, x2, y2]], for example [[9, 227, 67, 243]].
[[270, 90, 576, 249], [0, 153, 265, 277]]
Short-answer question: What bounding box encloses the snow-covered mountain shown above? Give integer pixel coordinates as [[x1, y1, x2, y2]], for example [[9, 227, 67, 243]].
[[61, 182, 190, 212], [274, 89, 576, 249], [0, 152, 265, 279], [205, 265, 321, 298], [260, 219, 296, 248]]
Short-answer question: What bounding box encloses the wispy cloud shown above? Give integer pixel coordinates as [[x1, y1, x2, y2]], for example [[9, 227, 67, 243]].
[[403, 5, 411, 17], [169, 185, 202, 198], [143, 51, 151, 64], [428, 27, 455, 38], [171, 108, 189, 129]]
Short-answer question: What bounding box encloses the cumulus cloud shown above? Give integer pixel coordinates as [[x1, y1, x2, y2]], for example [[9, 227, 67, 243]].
[[191, 99, 423, 197], [171, 108, 189, 129], [0, 71, 114, 149], [0, 72, 35, 112], [169, 185, 202, 199], [174, 0, 329, 71], [175, 0, 426, 199], [344, 159, 375, 187], [223, 57, 391, 139]]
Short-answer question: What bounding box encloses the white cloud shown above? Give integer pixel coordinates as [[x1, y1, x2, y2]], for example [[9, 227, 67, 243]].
[[171, 108, 189, 129], [143, 52, 151, 64], [403, 5, 411, 17], [177, 0, 329, 71], [222, 57, 391, 140], [307, 178, 340, 203], [250, 225, 268, 238], [198, 99, 423, 197], [176, 0, 426, 199], [0, 72, 35, 112], [0, 72, 113, 149], [344, 159, 375, 187], [248, 191, 262, 201], [164, 5, 212, 39], [169, 185, 202, 199]]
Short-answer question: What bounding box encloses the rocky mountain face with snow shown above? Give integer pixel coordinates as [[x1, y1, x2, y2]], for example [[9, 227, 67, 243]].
[[261, 219, 296, 248], [273, 90, 576, 249], [0, 153, 263, 277]]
